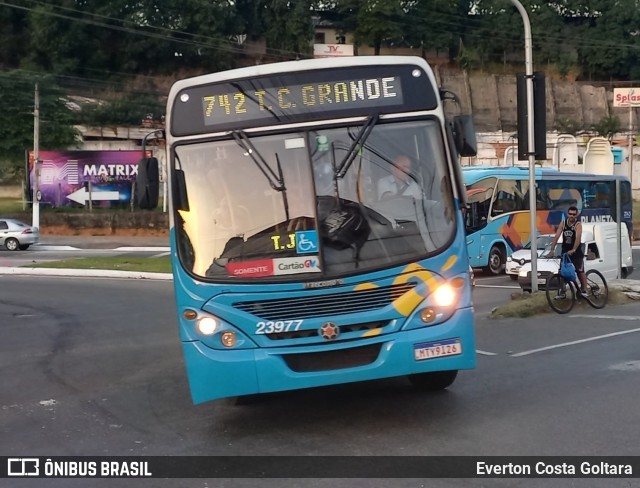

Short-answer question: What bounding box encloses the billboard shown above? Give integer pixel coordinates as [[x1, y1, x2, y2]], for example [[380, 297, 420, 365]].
[[613, 87, 640, 107], [27, 150, 147, 208], [313, 44, 354, 58]]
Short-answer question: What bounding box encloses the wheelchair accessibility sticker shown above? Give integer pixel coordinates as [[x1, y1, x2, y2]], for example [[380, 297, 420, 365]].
[[295, 230, 319, 254]]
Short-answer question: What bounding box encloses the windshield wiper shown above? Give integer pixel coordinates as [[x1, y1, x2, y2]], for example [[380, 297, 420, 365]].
[[231, 130, 290, 221], [231, 130, 285, 192], [334, 114, 379, 179]]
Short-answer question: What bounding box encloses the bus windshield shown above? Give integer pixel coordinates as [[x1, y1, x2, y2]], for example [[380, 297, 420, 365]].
[[175, 118, 455, 281]]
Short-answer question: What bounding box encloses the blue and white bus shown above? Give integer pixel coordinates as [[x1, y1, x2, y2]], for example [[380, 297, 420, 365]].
[[463, 166, 632, 274], [157, 56, 477, 403]]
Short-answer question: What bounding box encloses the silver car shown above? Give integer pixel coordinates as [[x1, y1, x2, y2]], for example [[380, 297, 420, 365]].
[[0, 219, 40, 251]]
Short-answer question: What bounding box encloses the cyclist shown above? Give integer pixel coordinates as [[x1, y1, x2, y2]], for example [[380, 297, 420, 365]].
[[547, 205, 589, 297]]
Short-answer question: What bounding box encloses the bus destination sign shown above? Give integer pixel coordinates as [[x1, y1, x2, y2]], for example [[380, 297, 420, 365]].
[[171, 65, 438, 136], [202, 76, 402, 127]]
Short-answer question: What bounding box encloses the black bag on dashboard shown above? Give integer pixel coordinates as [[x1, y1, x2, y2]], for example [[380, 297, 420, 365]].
[[320, 200, 370, 251]]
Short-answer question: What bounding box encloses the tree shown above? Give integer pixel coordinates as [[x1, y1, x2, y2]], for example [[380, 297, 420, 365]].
[[405, 0, 464, 60], [76, 92, 166, 127], [260, 0, 314, 59], [0, 72, 79, 183], [0, 0, 30, 68], [572, 0, 640, 80], [354, 0, 406, 55], [462, 0, 523, 68]]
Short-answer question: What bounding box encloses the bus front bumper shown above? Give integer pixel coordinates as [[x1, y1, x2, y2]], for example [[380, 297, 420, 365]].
[[181, 307, 476, 404]]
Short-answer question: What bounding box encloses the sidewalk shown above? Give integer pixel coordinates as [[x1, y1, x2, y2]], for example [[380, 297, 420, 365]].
[[34, 235, 170, 251]]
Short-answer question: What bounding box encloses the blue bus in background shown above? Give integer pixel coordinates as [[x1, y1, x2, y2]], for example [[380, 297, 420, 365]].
[[159, 56, 478, 404], [463, 166, 632, 274]]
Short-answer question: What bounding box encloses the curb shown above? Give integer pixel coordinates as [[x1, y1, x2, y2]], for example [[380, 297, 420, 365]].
[[33, 245, 171, 252], [114, 247, 171, 252], [0, 267, 173, 280]]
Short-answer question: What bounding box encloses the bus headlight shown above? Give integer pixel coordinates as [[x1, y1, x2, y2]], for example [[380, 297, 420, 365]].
[[432, 283, 456, 307], [413, 276, 468, 328], [197, 317, 219, 336]]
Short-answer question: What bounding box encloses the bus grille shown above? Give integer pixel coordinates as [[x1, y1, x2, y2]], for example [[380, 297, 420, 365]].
[[266, 321, 388, 340], [233, 283, 416, 320], [282, 344, 382, 373]]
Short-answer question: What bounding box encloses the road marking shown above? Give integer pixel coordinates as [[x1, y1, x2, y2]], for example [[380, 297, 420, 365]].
[[476, 350, 498, 356], [571, 314, 640, 321], [511, 327, 640, 357], [475, 284, 520, 289]]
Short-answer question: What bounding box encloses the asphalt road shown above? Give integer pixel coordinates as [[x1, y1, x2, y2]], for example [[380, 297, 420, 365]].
[[2, 276, 640, 488]]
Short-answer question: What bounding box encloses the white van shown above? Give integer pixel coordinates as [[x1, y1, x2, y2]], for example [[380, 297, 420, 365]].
[[518, 222, 633, 292]]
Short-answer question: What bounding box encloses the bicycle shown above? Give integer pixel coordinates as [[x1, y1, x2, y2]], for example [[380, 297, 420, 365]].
[[544, 253, 609, 314]]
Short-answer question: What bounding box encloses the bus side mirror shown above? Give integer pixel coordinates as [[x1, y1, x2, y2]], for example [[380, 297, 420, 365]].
[[452, 115, 477, 157], [135, 157, 160, 209], [174, 169, 190, 211]]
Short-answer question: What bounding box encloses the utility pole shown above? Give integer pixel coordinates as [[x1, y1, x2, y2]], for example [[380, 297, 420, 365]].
[[32, 83, 40, 230], [511, 0, 539, 293]]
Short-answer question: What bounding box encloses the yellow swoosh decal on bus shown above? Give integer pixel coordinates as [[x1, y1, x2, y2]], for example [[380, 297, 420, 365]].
[[362, 328, 383, 337], [354, 282, 379, 291], [392, 266, 442, 316], [441, 255, 457, 272]]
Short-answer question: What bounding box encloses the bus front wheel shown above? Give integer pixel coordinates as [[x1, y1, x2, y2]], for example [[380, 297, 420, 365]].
[[486, 245, 505, 275], [408, 370, 458, 392]]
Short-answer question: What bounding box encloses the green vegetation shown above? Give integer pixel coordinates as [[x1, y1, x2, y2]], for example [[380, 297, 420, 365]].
[[2, 1, 640, 183], [0, 72, 80, 183], [0, 196, 166, 214], [490, 289, 634, 319], [26, 256, 171, 273], [490, 292, 550, 318], [0, 197, 25, 213]]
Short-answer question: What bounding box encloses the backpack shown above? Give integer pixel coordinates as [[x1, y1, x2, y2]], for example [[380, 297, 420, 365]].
[[319, 198, 370, 251]]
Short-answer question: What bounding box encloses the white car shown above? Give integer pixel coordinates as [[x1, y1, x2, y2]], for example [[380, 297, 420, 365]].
[[505, 234, 556, 280], [517, 222, 633, 292]]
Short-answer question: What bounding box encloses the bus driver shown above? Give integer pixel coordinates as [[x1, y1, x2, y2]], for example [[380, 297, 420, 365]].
[[377, 155, 422, 200]]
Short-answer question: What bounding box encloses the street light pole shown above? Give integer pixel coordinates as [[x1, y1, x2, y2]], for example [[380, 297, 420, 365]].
[[32, 83, 40, 230], [511, 0, 539, 293]]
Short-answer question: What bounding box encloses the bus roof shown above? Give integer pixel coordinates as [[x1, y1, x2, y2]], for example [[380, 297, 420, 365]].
[[462, 165, 630, 184], [169, 55, 438, 99]]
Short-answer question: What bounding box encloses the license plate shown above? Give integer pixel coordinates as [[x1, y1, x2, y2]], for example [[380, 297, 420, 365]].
[[414, 338, 462, 361], [537, 278, 546, 285]]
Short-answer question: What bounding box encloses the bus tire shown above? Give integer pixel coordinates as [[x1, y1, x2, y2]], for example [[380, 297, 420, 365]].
[[486, 245, 505, 275], [408, 370, 458, 392]]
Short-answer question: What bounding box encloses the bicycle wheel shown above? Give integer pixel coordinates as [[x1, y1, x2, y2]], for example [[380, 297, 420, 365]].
[[584, 269, 608, 309], [546, 274, 576, 314]]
